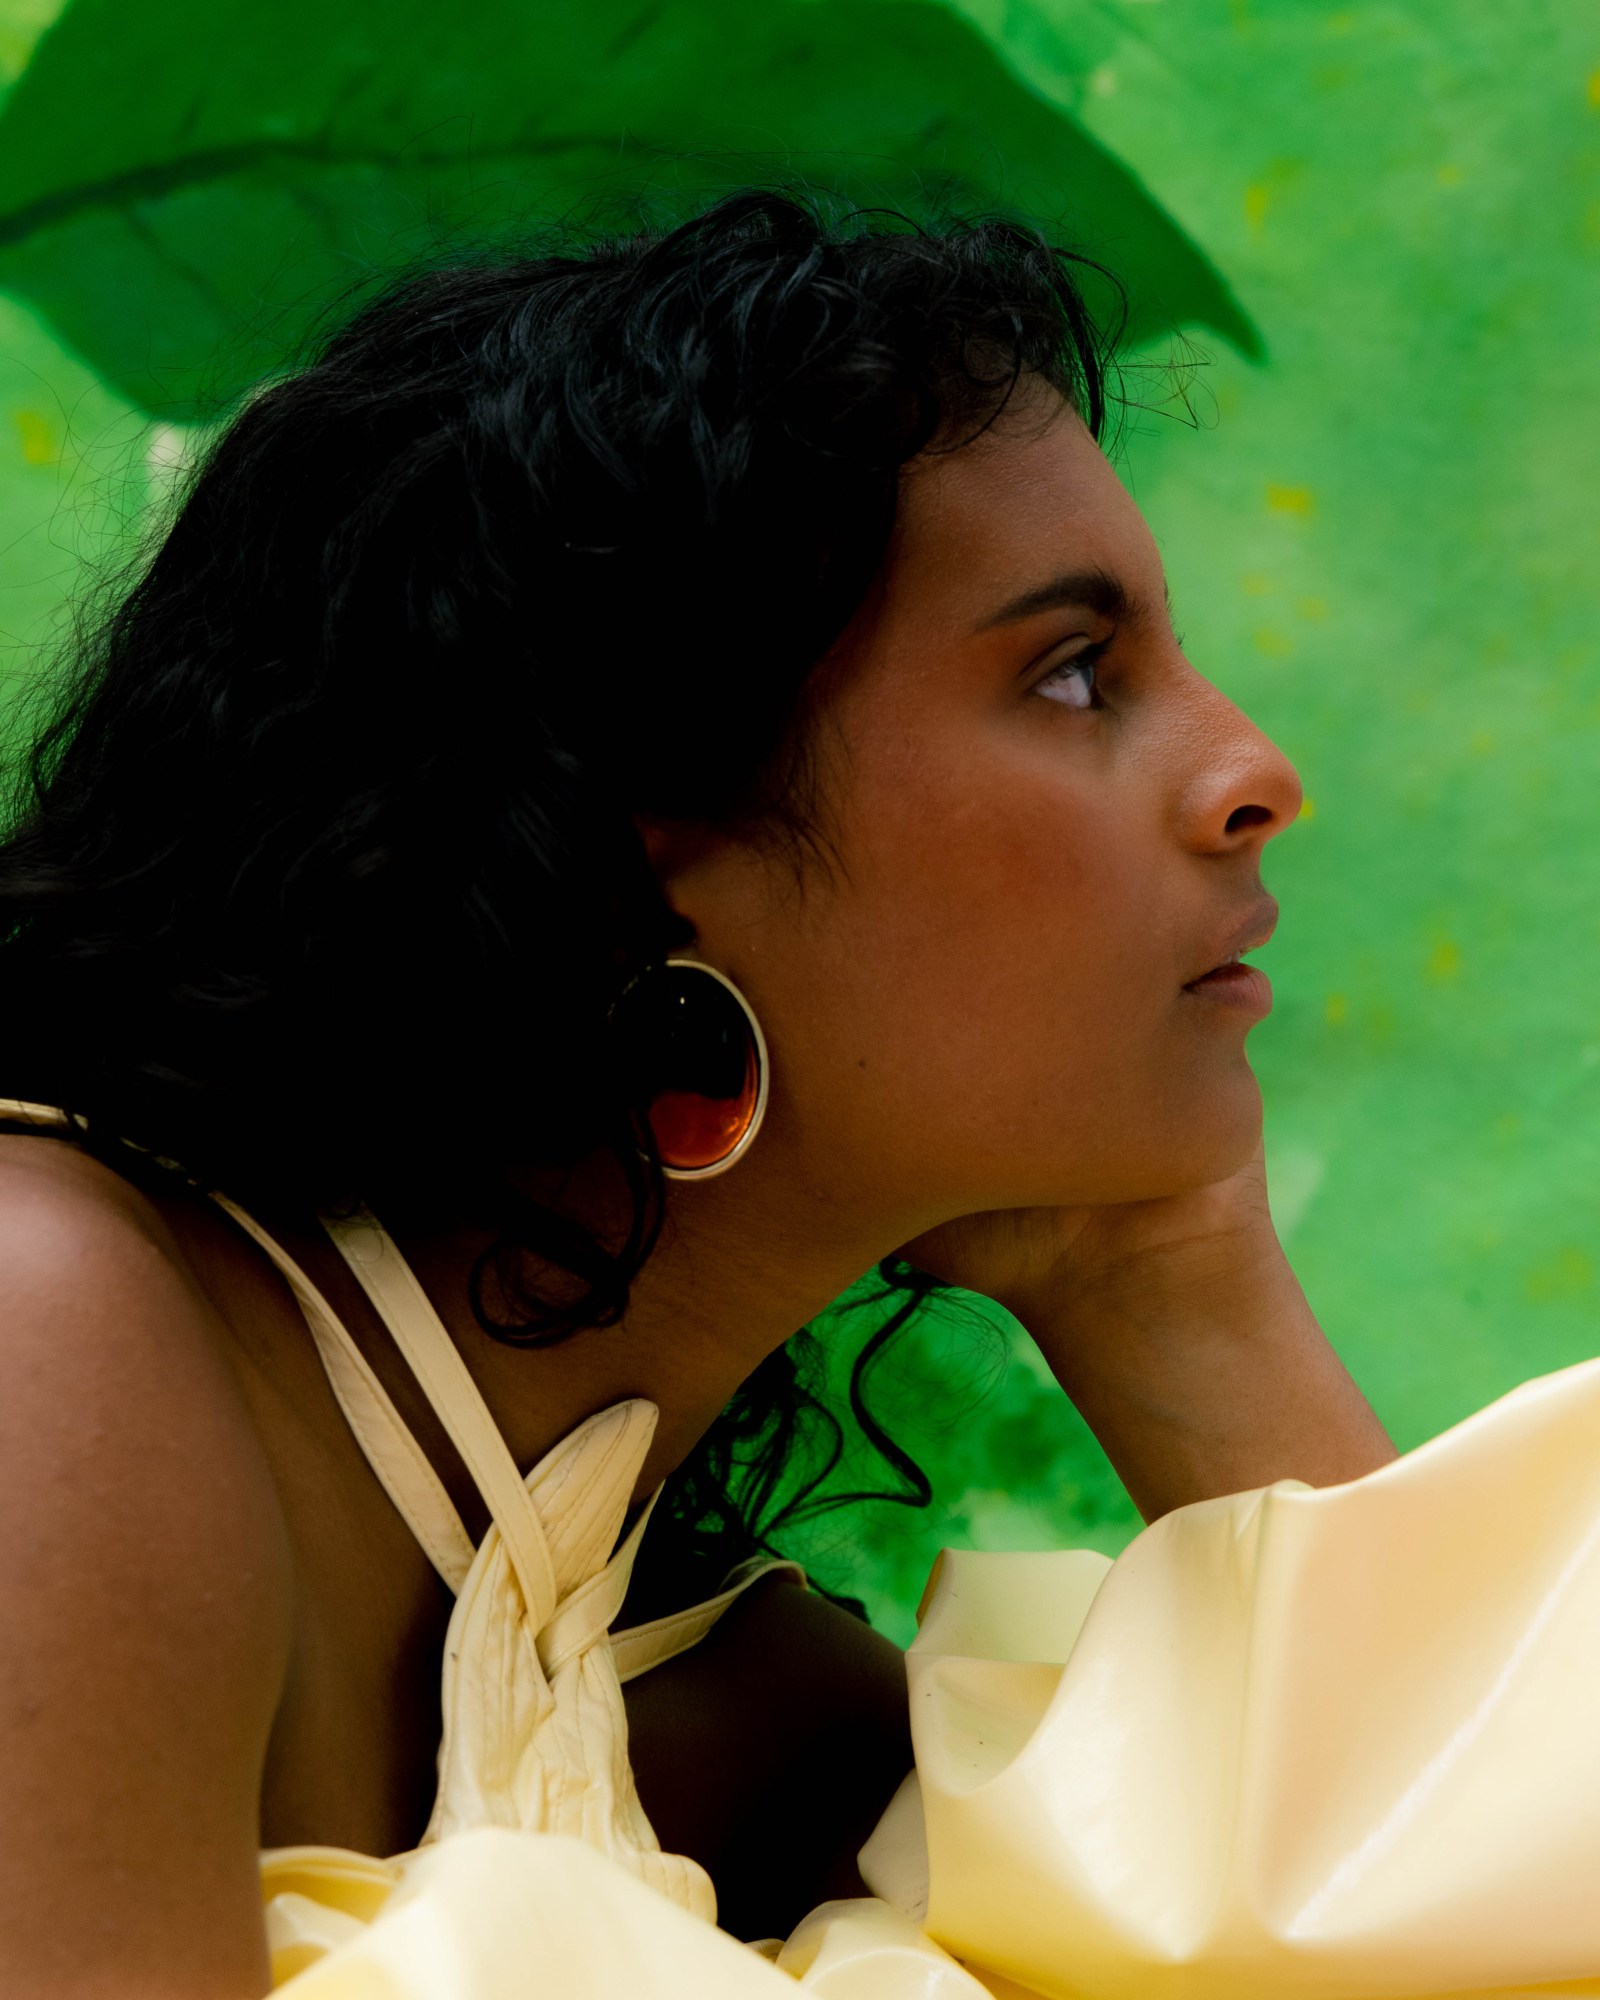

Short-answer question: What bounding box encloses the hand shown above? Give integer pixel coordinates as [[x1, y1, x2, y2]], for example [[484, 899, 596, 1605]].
[[896, 1137, 1277, 1325], [896, 1140, 1396, 1521]]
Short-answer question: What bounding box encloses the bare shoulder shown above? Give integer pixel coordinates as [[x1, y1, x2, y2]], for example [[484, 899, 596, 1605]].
[[0, 1134, 294, 1994], [0, 1132, 288, 1510]]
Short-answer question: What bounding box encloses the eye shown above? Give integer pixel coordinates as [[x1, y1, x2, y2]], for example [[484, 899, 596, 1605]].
[[1034, 639, 1109, 710]]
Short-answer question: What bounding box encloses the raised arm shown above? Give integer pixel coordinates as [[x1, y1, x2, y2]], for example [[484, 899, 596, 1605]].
[[0, 1146, 293, 1998], [903, 1138, 1396, 1523]]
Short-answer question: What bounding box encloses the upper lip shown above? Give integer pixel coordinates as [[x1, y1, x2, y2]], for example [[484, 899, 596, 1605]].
[[1183, 896, 1279, 986]]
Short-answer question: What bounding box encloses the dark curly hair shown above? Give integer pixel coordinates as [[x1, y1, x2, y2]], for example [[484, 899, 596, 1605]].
[[0, 188, 1125, 1615]]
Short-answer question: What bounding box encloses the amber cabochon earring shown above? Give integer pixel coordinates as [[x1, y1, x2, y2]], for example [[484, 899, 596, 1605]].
[[605, 956, 770, 1179]]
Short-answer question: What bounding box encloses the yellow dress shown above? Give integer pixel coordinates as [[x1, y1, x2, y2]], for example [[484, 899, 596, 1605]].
[[7, 1098, 1600, 1997], [241, 1192, 1600, 1992]]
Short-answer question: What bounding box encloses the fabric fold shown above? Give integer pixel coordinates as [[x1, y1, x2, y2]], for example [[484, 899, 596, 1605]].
[[247, 1165, 1600, 1999], [910, 1354, 1600, 1997]]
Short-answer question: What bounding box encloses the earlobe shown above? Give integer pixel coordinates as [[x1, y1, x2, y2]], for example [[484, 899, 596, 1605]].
[[631, 812, 727, 881], [632, 814, 676, 872]]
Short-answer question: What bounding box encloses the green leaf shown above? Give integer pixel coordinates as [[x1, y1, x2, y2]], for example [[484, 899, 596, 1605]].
[[0, 0, 1259, 421], [0, 0, 62, 105]]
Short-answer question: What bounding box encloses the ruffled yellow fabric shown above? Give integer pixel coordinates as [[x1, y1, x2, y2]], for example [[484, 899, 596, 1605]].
[[267, 1831, 795, 1997], [901, 1351, 1600, 1998], [272, 1352, 1600, 1998]]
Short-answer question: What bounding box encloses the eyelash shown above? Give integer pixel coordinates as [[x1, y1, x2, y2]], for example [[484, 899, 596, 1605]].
[[1035, 637, 1112, 709]]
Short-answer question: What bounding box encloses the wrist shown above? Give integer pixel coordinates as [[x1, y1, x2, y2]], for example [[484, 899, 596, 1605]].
[[999, 1214, 1300, 1363], [1000, 1232, 1395, 1519]]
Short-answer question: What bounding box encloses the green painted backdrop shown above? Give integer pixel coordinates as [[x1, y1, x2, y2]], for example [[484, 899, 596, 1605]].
[[1, 0, 1595, 1639]]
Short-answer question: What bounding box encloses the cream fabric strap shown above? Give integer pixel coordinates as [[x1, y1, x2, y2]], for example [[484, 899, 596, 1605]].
[[0, 1096, 802, 1667], [0, 1097, 483, 1593], [609, 1555, 807, 1683], [322, 1206, 564, 1633], [537, 1493, 662, 1679], [0, 1097, 75, 1132], [204, 1189, 793, 1666], [210, 1194, 480, 1593], [305, 1205, 808, 1674]]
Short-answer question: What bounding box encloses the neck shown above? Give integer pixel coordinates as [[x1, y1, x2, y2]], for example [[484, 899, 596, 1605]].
[[388, 1142, 900, 1502]]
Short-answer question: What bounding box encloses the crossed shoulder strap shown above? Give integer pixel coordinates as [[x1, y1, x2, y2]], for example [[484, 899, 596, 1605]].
[[216, 1194, 482, 1593], [0, 1097, 805, 1658], [0, 1096, 480, 1592], [316, 1207, 564, 1631], [250, 1208, 812, 1664]]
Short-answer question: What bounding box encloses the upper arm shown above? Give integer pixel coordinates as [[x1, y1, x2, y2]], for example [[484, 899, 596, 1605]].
[[0, 1149, 294, 1997], [624, 1572, 912, 1942]]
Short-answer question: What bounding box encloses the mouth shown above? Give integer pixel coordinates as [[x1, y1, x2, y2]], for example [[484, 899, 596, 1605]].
[[1181, 897, 1279, 1015]]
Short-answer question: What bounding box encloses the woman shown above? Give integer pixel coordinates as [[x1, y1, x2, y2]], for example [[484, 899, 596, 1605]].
[[3, 185, 1553, 1998]]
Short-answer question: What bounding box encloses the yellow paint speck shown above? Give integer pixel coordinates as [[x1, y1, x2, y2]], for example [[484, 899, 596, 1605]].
[[1253, 626, 1293, 660], [1297, 596, 1329, 621], [1327, 9, 1355, 31], [12, 408, 56, 466], [1495, 1112, 1520, 1138], [1266, 483, 1314, 516], [1470, 728, 1496, 756], [1588, 67, 1600, 109], [1244, 183, 1271, 233], [1241, 571, 1275, 596], [1434, 163, 1464, 188], [1524, 1246, 1594, 1302], [1325, 992, 1347, 1026], [1426, 936, 1461, 983], [1089, 63, 1118, 96], [1298, 796, 1317, 820]]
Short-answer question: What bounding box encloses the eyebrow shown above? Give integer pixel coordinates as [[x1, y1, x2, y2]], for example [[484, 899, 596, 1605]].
[[974, 565, 1170, 633]]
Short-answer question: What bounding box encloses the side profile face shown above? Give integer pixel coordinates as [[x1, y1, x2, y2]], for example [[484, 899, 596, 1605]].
[[650, 378, 1303, 1240]]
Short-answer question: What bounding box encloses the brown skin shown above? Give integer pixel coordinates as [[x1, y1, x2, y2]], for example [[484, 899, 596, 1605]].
[[0, 381, 1394, 1995]]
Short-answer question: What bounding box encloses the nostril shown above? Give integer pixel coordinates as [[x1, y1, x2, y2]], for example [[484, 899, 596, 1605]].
[[1224, 802, 1274, 834]]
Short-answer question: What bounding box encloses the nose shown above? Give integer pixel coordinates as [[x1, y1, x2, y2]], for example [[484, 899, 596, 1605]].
[[1174, 671, 1304, 857]]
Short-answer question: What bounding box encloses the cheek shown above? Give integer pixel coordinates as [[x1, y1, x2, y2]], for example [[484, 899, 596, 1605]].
[[790, 737, 1170, 1149], [890, 791, 1119, 997]]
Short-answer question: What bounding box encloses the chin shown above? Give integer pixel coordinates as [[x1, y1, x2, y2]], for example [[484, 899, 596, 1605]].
[[1167, 1083, 1264, 1191], [984, 1066, 1265, 1207], [1091, 1081, 1264, 1205]]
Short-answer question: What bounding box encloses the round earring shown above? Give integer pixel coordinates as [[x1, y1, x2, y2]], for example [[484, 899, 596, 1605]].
[[606, 956, 770, 1180]]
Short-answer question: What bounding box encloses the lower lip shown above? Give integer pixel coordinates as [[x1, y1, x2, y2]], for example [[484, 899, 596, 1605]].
[[1181, 963, 1273, 1015]]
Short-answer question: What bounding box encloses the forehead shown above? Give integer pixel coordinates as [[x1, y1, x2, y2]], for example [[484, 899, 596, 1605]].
[[884, 385, 1164, 626]]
